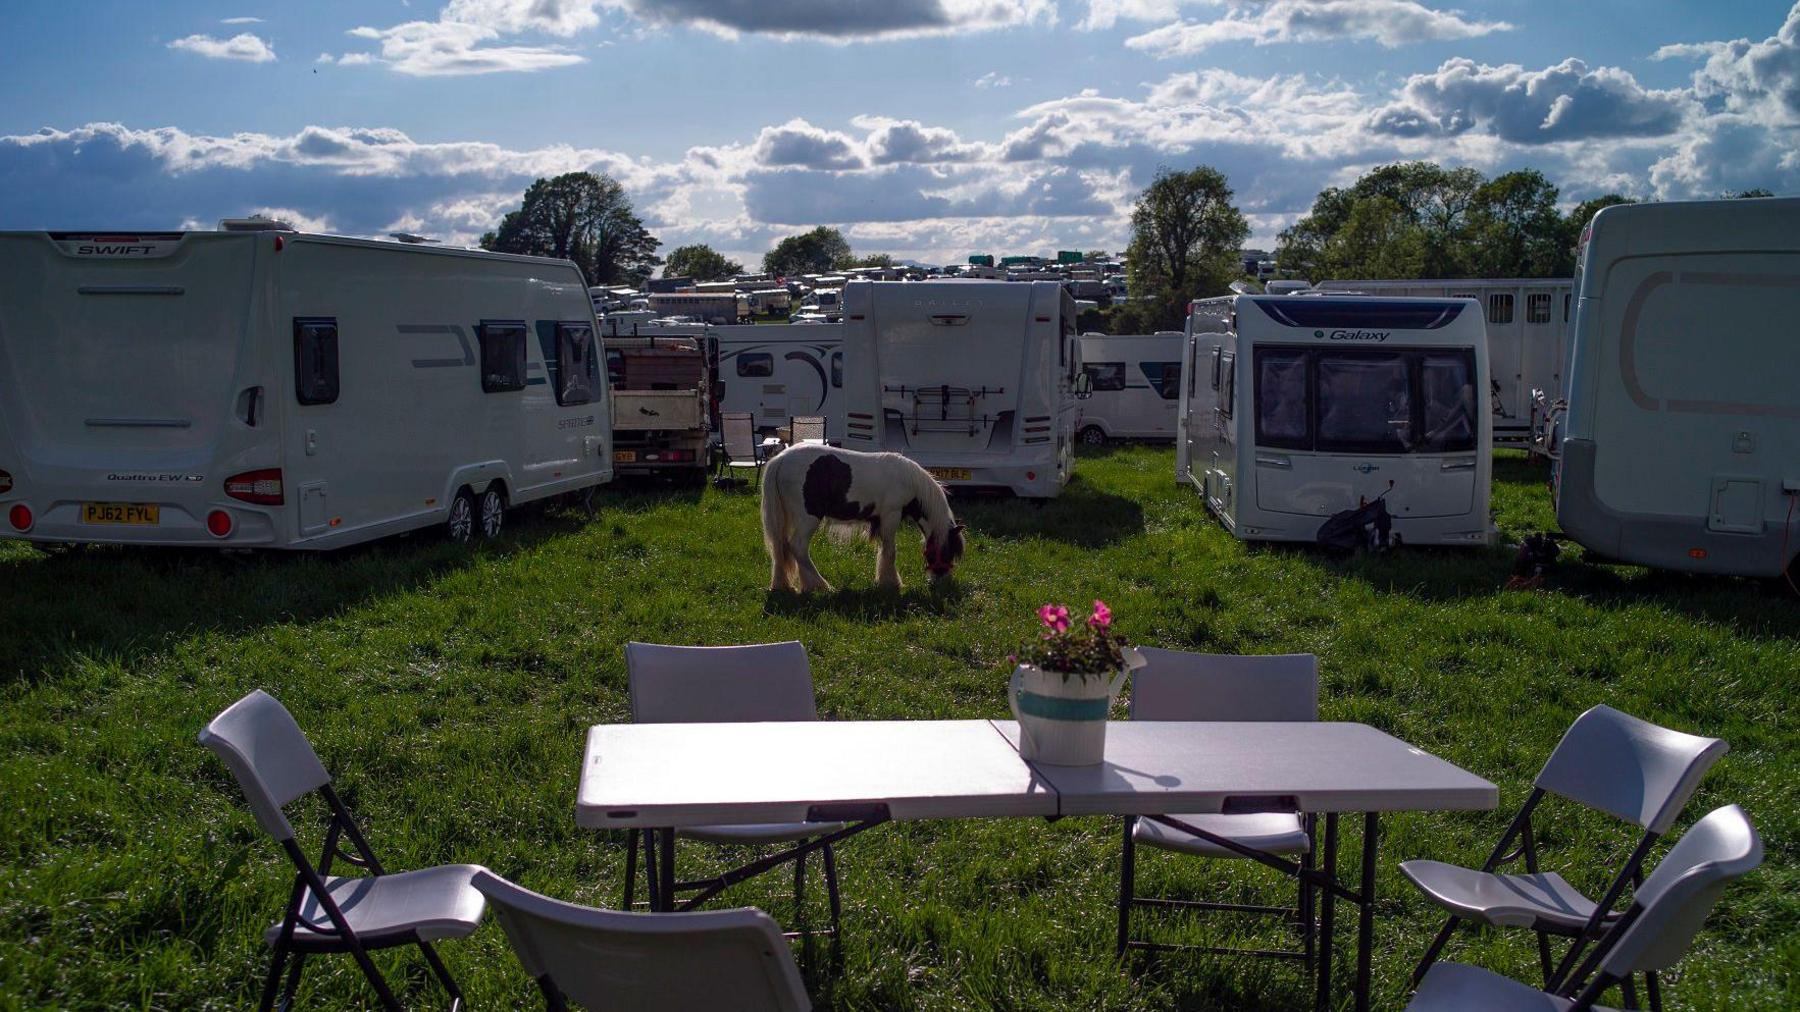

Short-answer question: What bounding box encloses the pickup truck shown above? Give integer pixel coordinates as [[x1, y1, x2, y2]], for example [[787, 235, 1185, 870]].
[[603, 335, 711, 479]]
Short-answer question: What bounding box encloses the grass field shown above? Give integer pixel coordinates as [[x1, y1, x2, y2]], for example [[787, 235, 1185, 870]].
[[0, 447, 1794, 1010]]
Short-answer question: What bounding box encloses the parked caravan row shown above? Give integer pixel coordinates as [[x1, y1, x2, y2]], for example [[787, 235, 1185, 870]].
[[1076, 332, 1184, 443], [0, 227, 612, 550], [842, 280, 1089, 498], [646, 291, 749, 324], [1177, 294, 1494, 547], [1318, 278, 1572, 446]]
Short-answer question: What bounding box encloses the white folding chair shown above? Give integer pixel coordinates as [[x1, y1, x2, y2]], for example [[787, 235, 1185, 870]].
[[474, 870, 810, 1011], [718, 411, 765, 488], [198, 690, 486, 1012], [1403, 704, 1727, 1007], [790, 415, 827, 444], [623, 642, 846, 938], [1117, 649, 1320, 968], [1407, 804, 1761, 1012]]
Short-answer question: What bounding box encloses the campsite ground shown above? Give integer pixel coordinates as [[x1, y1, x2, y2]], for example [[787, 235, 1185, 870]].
[[0, 447, 1793, 1009]]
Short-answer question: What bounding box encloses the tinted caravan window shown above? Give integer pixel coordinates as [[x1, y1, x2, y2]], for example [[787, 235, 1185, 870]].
[[737, 353, 773, 377], [1318, 353, 1412, 453], [1084, 362, 1126, 391], [555, 322, 599, 406], [1488, 293, 1514, 325], [1140, 361, 1183, 399], [1419, 352, 1478, 452], [1254, 349, 1308, 448], [831, 351, 843, 388], [1220, 352, 1235, 418], [293, 318, 339, 405], [478, 321, 527, 393]]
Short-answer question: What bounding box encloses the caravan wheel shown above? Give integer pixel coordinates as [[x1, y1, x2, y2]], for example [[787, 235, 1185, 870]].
[[445, 489, 476, 544], [478, 486, 506, 540], [1078, 425, 1108, 446]]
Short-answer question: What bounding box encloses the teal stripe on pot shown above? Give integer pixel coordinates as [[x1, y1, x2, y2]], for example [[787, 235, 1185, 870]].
[[1014, 689, 1110, 721]]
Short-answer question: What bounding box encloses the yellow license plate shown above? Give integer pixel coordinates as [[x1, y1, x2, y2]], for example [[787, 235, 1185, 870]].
[[82, 502, 159, 525], [928, 467, 972, 482], [614, 450, 637, 463]]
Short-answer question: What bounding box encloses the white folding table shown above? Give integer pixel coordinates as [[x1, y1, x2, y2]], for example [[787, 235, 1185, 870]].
[[578, 718, 1497, 1012]]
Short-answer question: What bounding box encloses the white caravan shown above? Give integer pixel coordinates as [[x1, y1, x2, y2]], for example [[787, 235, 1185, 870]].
[[710, 324, 844, 437], [1075, 333, 1185, 443], [1553, 197, 1800, 578], [646, 291, 748, 324], [1319, 278, 1573, 445], [0, 228, 611, 550], [841, 280, 1086, 497], [1177, 294, 1493, 546]]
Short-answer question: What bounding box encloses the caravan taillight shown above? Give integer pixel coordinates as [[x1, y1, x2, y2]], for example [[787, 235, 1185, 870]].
[[8, 504, 31, 531], [206, 510, 234, 537], [224, 468, 284, 505], [0, 470, 11, 494]]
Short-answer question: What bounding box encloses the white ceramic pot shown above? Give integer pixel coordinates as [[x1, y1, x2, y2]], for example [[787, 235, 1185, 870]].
[[1008, 646, 1145, 766]]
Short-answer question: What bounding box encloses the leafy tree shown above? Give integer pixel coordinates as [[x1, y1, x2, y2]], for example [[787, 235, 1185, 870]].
[[1465, 169, 1566, 278], [1731, 188, 1774, 198], [763, 227, 853, 276], [1277, 161, 1481, 279], [1083, 249, 1111, 262], [841, 253, 895, 270], [481, 172, 661, 286], [1323, 197, 1427, 279], [1120, 165, 1249, 330], [1559, 194, 1637, 267], [664, 243, 743, 282]]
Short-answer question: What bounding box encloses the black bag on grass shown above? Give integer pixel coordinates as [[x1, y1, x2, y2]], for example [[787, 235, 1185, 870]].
[[1316, 494, 1393, 553]]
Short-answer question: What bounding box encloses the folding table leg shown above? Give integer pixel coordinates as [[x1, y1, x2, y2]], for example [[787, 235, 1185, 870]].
[[641, 829, 660, 912], [1316, 814, 1339, 1012], [657, 829, 677, 914], [623, 828, 640, 910], [822, 842, 843, 937], [1355, 813, 1378, 1012]]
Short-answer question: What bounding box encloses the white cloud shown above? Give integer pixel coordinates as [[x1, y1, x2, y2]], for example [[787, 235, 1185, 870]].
[[1126, 1, 1509, 57], [1075, 1, 1185, 32], [1674, 3, 1800, 126], [343, 20, 585, 75], [856, 117, 990, 164], [752, 119, 864, 170], [1366, 58, 1692, 144], [220, 17, 265, 26], [167, 32, 277, 63], [975, 71, 1012, 89], [599, 0, 1056, 41], [250, 206, 335, 232]]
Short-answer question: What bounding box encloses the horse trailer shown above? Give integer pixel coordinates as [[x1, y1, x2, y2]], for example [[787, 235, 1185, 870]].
[[841, 280, 1086, 497], [1075, 332, 1185, 444], [1318, 278, 1573, 446], [711, 324, 843, 437], [1554, 197, 1800, 578], [1176, 295, 1493, 546], [0, 227, 611, 550]]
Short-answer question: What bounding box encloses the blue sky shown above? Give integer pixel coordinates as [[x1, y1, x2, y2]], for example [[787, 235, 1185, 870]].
[[2, 1, 1797, 266]]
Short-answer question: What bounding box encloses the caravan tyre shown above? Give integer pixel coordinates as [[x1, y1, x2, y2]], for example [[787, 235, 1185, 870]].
[[478, 486, 506, 540], [1078, 425, 1107, 446], [446, 489, 476, 544]]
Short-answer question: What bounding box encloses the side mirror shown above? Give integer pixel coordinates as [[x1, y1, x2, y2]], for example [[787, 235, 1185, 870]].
[[1072, 370, 1094, 399]]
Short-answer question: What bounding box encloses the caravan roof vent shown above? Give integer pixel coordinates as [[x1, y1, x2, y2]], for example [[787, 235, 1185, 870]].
[[218, 215, 296, 233], [389, 232, 440, 244]]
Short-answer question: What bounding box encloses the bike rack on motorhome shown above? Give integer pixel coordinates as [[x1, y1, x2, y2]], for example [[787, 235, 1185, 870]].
[[1176, 294, 1494, 546], [841, 280, 1088, 497], [0, 225, 611, 550], [1554, 196, 1800, 578]]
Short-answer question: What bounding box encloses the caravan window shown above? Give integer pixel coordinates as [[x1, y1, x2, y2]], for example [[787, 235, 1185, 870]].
[[831, 351, 843, 388], [1563, 294, 1571, 322], [1253, 349, 1309, 449], [1526, 294, 1552, 324], [478, 321, 528, 393], [1419, 352, 1479, 453], [1210, 347, 1222, 390], [1139, 362, 1183, 400], [605, 348, 626, 385], [555, 322, 599, 406], [737, 353, 773, 377], [1084, 362, 1127, 392], [293, 318, 339, 406], [1220, 352, 1236, 418], [1317, 353, 1412, 453], [1487, 293, 1514, 324]]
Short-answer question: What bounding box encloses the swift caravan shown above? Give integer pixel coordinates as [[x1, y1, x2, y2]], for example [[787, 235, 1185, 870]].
[[1554, 197, 1800, 577], [1319, 278, 1573, 445], [1075, 333, 1184, 443], [1177, 295, 1493, 546], [841, 280, 1087, 497], [711, 324, 843, 436], [0, 228, 611, 549]]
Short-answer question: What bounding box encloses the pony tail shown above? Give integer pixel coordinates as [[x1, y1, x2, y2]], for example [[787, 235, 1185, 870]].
[[761, 453, 797, 590]]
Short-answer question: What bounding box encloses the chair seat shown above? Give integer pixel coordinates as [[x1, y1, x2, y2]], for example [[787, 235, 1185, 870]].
[[1408, 961, 1624, 1011], [1134, 812, 1311, 858], [267, 864, 488, 949], [724, 458, 763, 469], [1399, 860, 1601, 931], [679, 822, 846, 845]]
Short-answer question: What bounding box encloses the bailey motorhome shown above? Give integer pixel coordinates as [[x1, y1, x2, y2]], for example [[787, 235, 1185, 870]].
[[841, 280, 1088, 497], [1554, 197, 1800, 578], [1319, 278, 1572, 446], [710, 324, 843, 437], [0, 228, 611, 550], [1177, 295, 1493, 546], [1076, 333, 1184, 443]]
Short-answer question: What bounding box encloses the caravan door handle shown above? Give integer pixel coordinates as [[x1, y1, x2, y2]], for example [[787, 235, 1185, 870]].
[[1441, 458, 1476, 472], [1254, 454, 1292, 469]]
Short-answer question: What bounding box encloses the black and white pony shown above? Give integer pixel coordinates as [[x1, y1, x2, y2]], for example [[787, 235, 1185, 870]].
[[761, 444, 966, 593]]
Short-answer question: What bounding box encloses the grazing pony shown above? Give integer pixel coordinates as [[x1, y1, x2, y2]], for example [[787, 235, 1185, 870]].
[[761, 444, 966, 593]]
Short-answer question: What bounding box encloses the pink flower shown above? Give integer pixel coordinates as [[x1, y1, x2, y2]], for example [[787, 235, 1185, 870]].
[[1088, 600, 1112, 629], [1037, 603, 1070, 632]]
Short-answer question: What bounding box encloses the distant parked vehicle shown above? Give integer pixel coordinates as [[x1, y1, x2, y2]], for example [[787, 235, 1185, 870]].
[[603, 334, 711, 478], [796, 288, 844, 322], [1553, 197, 1800, 578], [1076, 333, 1185, 443], [710, 324, 843, 437], [0, 224, 611, 549], [1177, 294, 1493, 547], [646, 291, 749, 325]]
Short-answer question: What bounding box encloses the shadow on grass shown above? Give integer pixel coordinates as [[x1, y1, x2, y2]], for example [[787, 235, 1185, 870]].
[[957, 476, 1146, 549], [764, 581, 968, 622]]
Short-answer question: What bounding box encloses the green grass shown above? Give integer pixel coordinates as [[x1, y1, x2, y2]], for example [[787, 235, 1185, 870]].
[[0, 447, 1794, 1010]]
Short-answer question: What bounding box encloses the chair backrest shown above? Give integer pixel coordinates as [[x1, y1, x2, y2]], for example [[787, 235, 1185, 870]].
[[198, 689, 331, 841], [721, 412, 757, 458], [1533, 705, 1728, 834], [791, 416, 826, 442], [1129, 649, 1318, 722], [473, 871, 810, 1011], [1596, 805, 1761, 976], [626, 641, 818, 724]]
